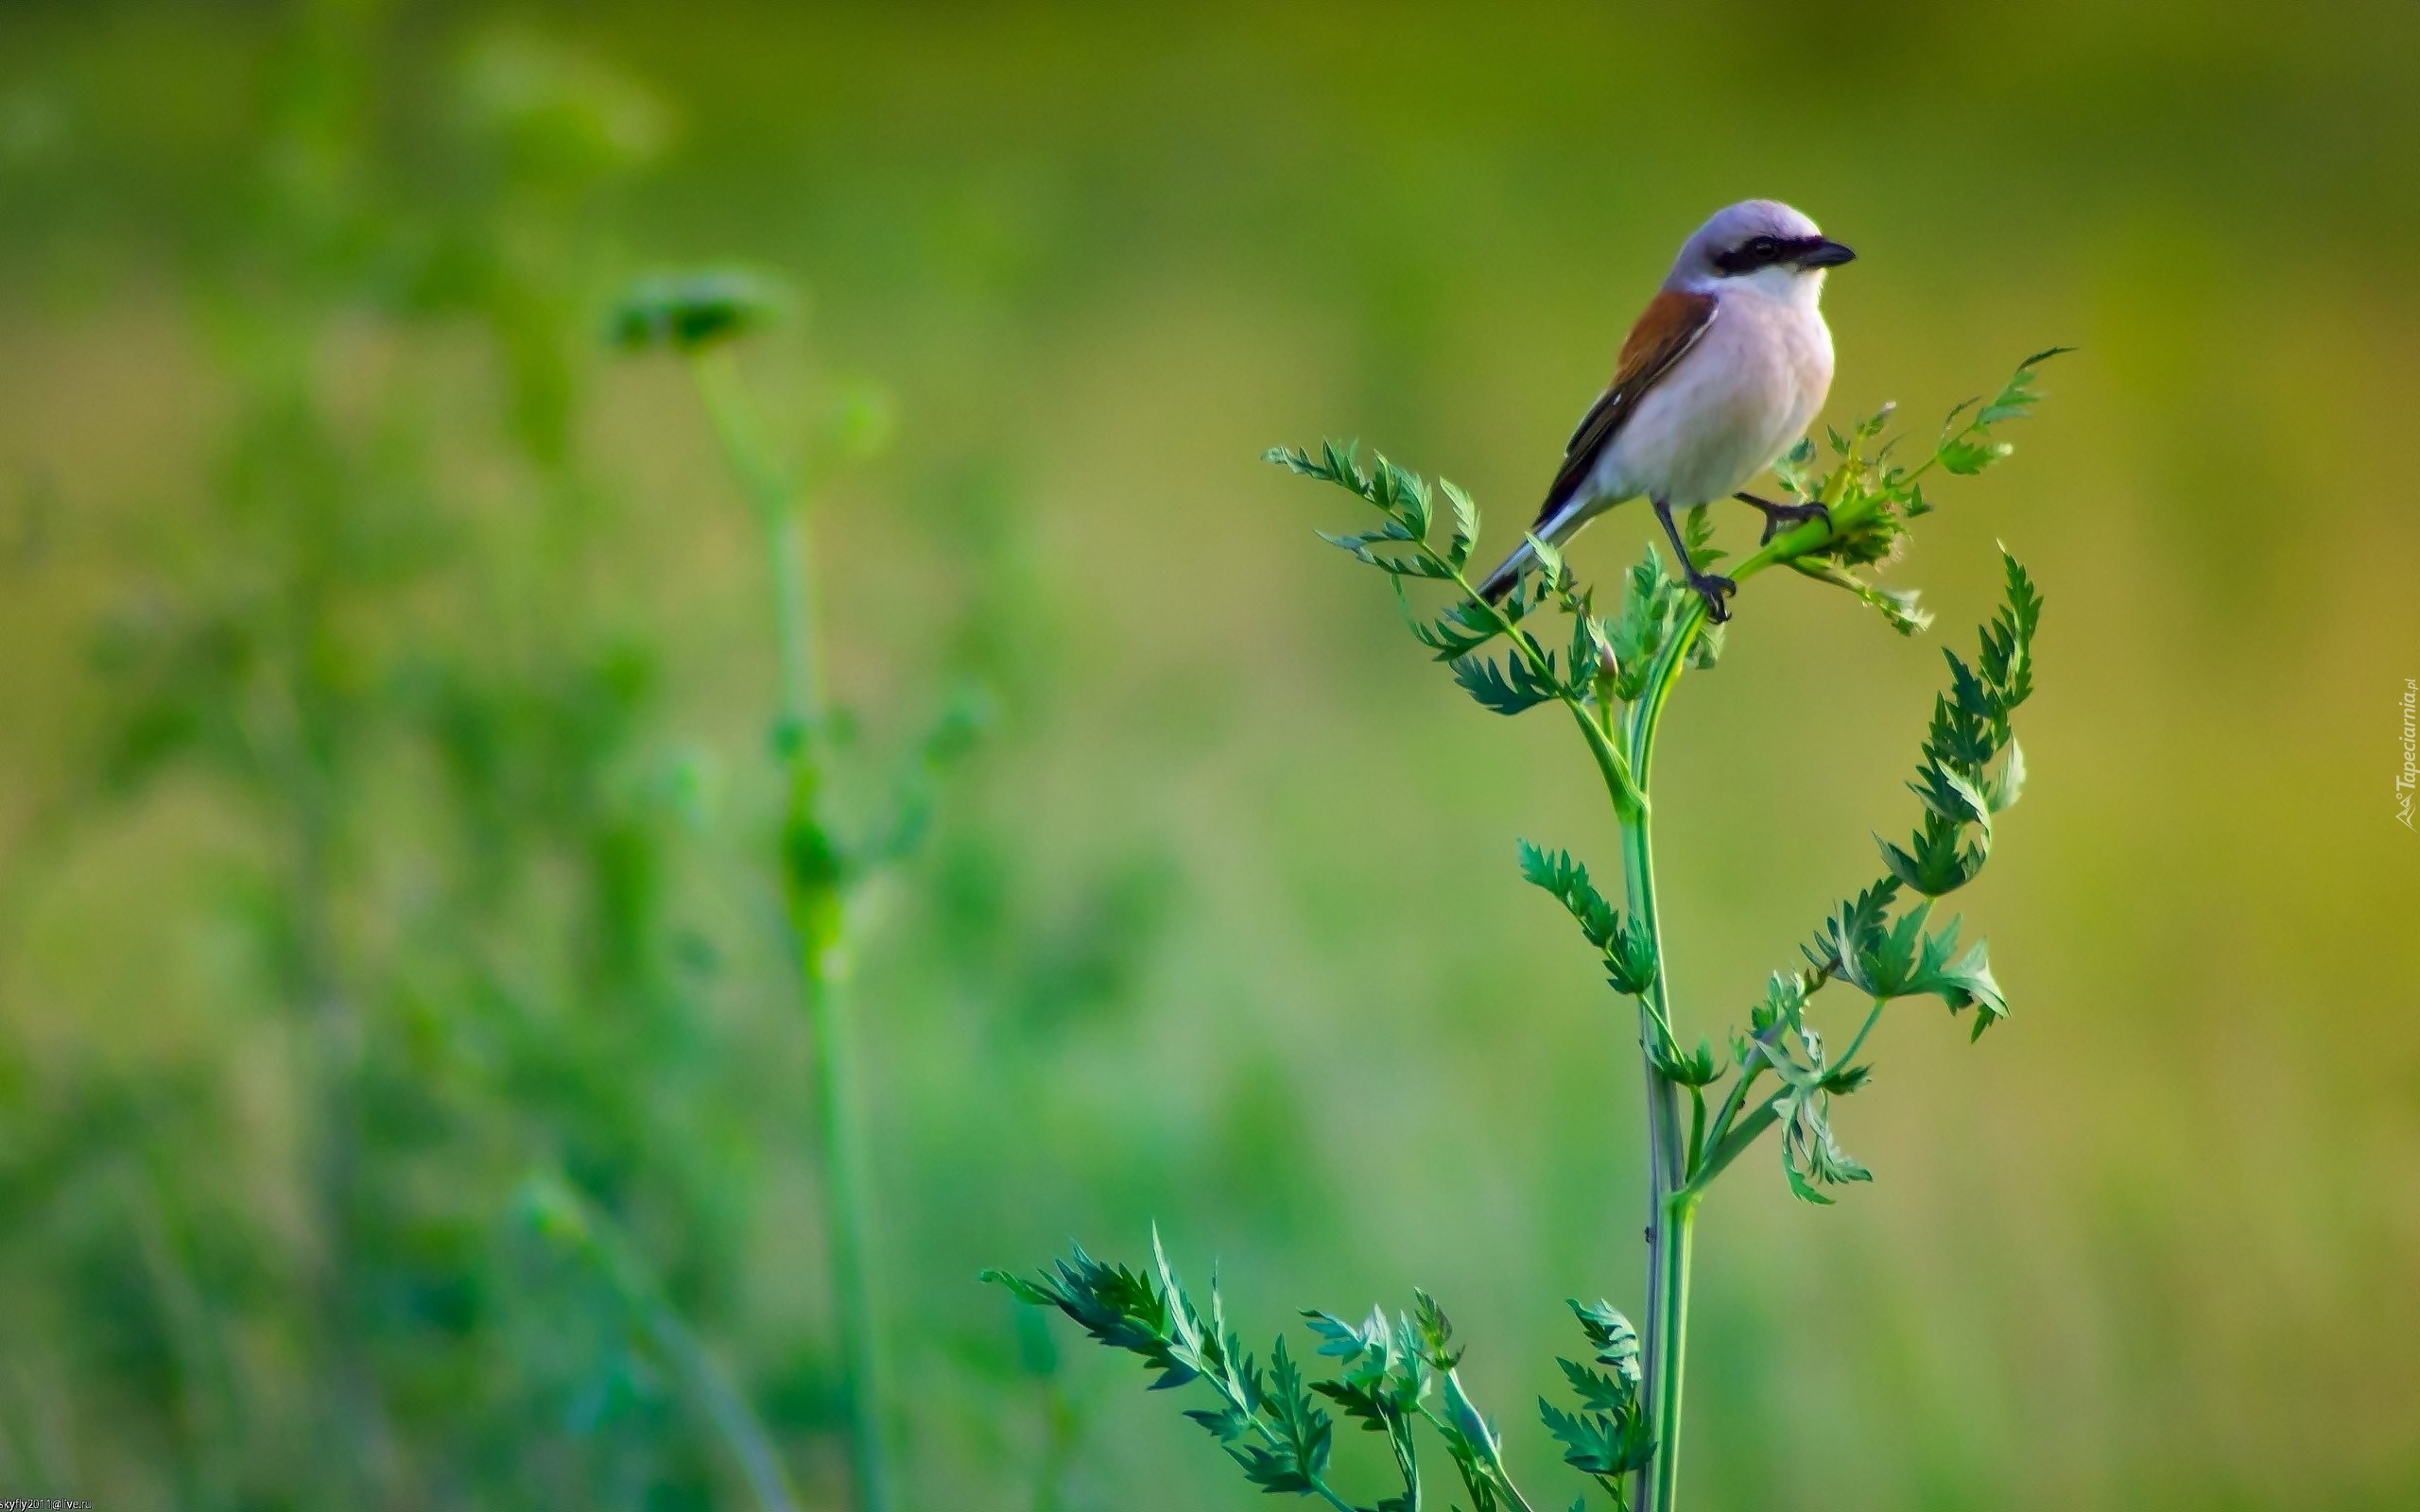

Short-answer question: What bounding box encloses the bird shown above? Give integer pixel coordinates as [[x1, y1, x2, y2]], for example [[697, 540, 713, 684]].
[[1477, 199, 1856, 621]]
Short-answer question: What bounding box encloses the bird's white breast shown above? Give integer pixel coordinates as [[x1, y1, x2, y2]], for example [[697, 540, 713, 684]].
[[1594, 275, 1835, 508]]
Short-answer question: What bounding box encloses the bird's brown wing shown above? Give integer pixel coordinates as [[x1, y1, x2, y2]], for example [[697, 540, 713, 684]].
[[1531, 287, 1720, 530]]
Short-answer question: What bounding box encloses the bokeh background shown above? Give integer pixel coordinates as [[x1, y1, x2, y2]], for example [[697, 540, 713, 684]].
[[3, 2, 2417, 1508]]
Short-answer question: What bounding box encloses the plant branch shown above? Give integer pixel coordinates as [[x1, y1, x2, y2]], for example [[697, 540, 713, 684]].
[[1687, 1102, 1784, 1196], [1695, 1055, 1768, 1182], [1433, 556, 1647, 820], [690, 348, 891, 1512], [1216, 1388, 1357, 1512], [1838, 998, 1888, 1068], [1415, 1396, 1542, 1512]]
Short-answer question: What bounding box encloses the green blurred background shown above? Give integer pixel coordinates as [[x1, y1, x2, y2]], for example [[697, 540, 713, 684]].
[[2, 2, 2416, 1508]]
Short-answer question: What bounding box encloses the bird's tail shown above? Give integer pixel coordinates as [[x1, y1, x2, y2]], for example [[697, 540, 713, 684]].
[[1475, 537, 1534, 604], [1478, 492, 1612, 603]]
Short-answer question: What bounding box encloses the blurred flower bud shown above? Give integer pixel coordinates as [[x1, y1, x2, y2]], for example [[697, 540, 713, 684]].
[[608, 267, 792, 353]]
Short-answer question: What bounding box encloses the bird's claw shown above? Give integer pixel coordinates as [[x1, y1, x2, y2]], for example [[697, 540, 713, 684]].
[[1746, 496, 1832, 546], [1687, 571, 1737, 623]]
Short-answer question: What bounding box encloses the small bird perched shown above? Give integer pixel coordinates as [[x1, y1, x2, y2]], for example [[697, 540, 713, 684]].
[[1478, 199, 1855, 620]]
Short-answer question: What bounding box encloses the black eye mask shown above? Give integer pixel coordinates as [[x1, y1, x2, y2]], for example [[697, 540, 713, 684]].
[[1712, 233, 1826, 276]]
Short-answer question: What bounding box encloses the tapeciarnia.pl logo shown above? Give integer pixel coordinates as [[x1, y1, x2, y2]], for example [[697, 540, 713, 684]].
[[2399, 678, 2416, 831]]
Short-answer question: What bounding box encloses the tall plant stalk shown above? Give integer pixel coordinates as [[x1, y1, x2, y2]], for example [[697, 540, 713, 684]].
[[1616, 671, 1686, 1512], [696, 345, 891, 1512], [991, 349, 2065, 1512], [1608, 372, 2060, 1505], [1616, 541, 1768, 1512], [614, 279, 899, 1512]]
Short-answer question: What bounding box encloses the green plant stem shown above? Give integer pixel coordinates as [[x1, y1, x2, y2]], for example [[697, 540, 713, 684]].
[[1648, 1193, 1698, 1510], [1838, 998, 1888, 1066], [692, 349, 892, 1512], [1617, 522, 1839, 1512], [1307, 1475, 1357, 1511], [1693, 1037, 1775, 1189], [1690, 1102, 1782, 1194], [1623, 516, 1906, 1512], [1685, 1088, 1707, 1177], [1618, 620, 1694, 1512], [1467, 477, 1884, 1512]]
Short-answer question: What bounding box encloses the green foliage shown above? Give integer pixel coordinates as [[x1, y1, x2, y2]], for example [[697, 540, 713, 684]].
[[1773, 1080, 1876, 1206], [991, 1237, 1559, 1512], [1600, 548, 1709, 698], [984, 1233, 1351, 1496], [3, 17, 858, 1507], [1271, 440, 1809, 818], [1453, 648, 1569, 717], [1540, 1299, 1654, 1503], [982, 1245, 1198, 1389], [1773, 350, 2067, 636], [1807, 549, 2041, 1045], [1012, 353, 2055, 1512], [1275, 362, 2052, 1206], [1816, 892, 2008, 1025], [0, 14, 1020, 1509], [1433, 1366, 1525, 1512], [1275, 441, 1466, 580], [1518, 840, 1658, 996], [1678, 546, 2044, 1204], [1681, 544, 2043, 1208]]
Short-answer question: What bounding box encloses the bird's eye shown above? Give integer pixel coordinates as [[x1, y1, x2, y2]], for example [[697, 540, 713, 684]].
[[1748, 236, 1778, 259]]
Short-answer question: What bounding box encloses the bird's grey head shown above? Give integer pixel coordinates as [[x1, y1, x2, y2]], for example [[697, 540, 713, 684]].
[[1668, 199, 1856, 293]]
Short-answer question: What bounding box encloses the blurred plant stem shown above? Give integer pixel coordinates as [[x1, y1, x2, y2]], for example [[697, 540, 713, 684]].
[[521, 1176, 806, 1512], [689, 345, 892, 1512]]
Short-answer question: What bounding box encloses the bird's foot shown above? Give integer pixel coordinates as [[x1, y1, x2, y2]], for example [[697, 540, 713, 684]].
[[1737, 491, 1832, 546], [1686, 570, 1737, 623]]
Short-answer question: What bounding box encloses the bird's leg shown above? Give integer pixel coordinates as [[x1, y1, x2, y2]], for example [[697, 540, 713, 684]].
[[1734, 490, 1831, 546], [1653, 497, 1736, 623]]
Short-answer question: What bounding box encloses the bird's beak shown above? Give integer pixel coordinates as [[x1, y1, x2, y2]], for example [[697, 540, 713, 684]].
[[1797, 238, 1857, 269]]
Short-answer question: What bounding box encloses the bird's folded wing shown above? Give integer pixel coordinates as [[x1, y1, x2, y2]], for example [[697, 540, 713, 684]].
[[1532, 287, 1719, 530]]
